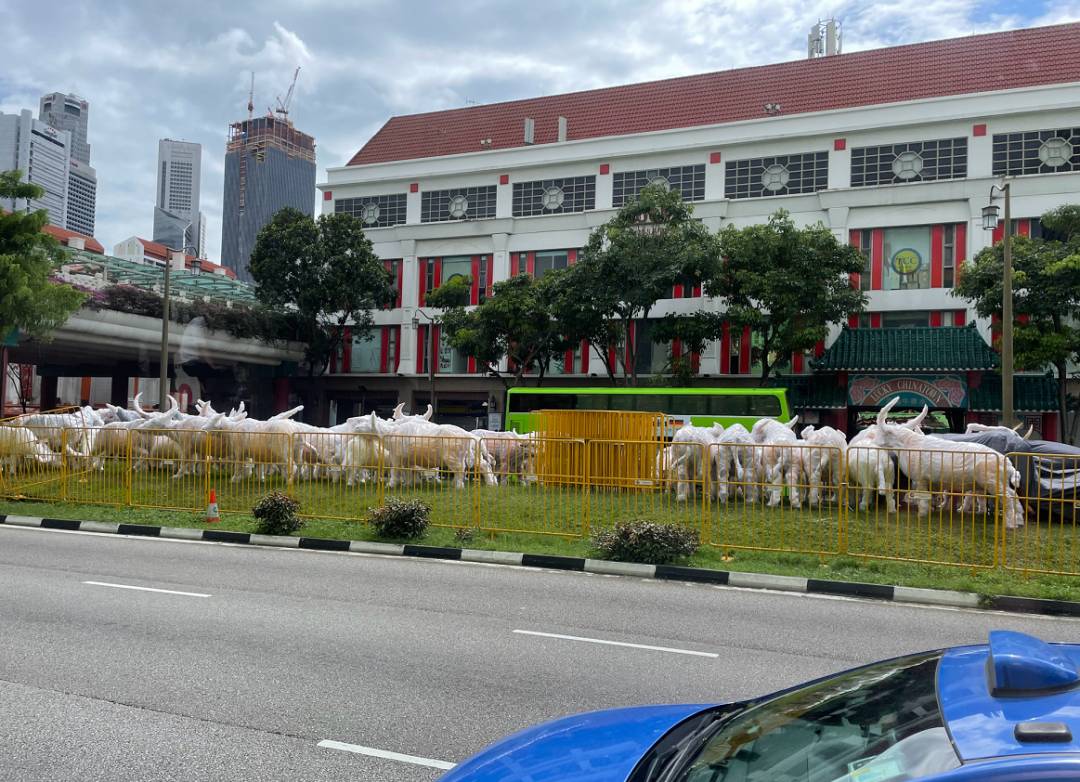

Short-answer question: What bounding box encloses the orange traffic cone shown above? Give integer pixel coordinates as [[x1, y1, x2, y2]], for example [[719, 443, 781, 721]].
[[206, 488, 220, 524]]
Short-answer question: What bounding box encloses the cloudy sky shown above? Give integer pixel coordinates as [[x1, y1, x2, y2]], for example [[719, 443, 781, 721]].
[[2, 0, 1077, 263]]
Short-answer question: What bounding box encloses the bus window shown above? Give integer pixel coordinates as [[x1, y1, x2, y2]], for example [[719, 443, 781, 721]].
[[708, 395, 749, 416], [606, 394, 637, 411], [510, 393, 575, 412], [747, 395, 782, 417], [576, 394, 609, 410], [635, 395, 669, 413], [678, 395, 709, 416]]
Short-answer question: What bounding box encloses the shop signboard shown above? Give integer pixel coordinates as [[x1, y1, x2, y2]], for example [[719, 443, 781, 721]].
[[848, 374, 967, 408]]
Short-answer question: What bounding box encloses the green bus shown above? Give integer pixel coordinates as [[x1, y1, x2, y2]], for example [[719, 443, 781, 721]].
[[504, 386, 791, 434]]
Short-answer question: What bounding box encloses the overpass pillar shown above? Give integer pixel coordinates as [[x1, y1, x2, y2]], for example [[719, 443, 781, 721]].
[[0, 347, 7, 415], [41, 375, 58, 410], [110, 375, 128, 407]]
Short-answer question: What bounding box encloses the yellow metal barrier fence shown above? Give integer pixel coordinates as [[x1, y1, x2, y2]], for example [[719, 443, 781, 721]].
[[1001, 451, 1080, 576], [3, 425, 1080, 576]]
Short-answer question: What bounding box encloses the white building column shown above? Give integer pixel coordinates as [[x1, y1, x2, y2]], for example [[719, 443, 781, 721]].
[[827, 205, 850, 244], [496, 175, 513, 218], [704, 151, 724, 201], [966, 198, 994, 342], [406, 184, 421, 224], [595, 163, 613, 211], [397, 239, 419, 374], [828, 141, 851, 191]]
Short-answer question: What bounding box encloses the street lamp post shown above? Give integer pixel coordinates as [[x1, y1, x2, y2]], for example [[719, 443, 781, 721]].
[[982, 182, 1013, 427], [412, 310, 436, 419], [159, 232, 198, 410]]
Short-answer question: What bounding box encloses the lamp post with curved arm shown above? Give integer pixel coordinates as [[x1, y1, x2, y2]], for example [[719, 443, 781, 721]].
[[981, 182, 1013, 427]]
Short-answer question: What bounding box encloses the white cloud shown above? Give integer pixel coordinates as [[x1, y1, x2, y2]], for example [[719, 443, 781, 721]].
[[0, 0, 1075, 265]]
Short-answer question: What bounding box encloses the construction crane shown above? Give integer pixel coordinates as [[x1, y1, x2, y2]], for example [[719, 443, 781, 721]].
[[247, 71, 254, 121], [273, 66, 301, 120]]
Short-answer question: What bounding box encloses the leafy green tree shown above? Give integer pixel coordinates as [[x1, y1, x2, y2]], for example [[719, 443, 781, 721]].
[[954, 204, 1080, 430], [650, 311, 727, 386], [436, 273, 570, 386], [563, 185, 724, 385], [706, 210, 866, 384], [0, 171, 85, 341], [249, 208, 394, 374]]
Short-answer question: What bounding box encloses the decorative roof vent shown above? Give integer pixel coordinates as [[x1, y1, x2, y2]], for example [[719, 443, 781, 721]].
[[557, 116, 568, 142], [523, 117, 535, 145]]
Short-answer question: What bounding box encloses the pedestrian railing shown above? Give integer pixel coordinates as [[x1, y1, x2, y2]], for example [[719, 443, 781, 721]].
[[0, 426, 1077, 576]]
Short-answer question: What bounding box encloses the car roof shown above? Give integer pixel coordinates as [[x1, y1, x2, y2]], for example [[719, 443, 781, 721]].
[[939, 632, 1080, 761]]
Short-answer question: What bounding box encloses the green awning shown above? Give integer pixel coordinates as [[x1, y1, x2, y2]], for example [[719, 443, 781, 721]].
[[771, 376, 847, 409], [812, 324, 999, 372], [968, 374, 1059, 412]]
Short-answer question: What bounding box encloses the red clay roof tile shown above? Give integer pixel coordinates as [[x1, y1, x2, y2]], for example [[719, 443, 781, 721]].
[[348, 23, 1080, 166]]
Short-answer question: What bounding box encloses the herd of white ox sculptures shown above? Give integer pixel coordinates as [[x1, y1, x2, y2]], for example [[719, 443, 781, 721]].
[[0, 395, 516, 489], [2, 395, 1031, 527], [657, 397, 1030, 529]]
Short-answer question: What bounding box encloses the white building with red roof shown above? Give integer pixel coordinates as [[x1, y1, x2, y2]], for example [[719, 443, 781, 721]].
[[318, 22, 1080, 433]]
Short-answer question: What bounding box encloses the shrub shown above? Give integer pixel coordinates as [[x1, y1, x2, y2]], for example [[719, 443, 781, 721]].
[[366, 498, 431, 539], [591, 520, 700, 564], [252, 491, 303, 536], [453, 526, 479, 544]]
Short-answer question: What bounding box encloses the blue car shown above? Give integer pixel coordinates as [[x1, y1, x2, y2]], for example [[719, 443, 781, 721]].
[[441, 631, 1080, 781]]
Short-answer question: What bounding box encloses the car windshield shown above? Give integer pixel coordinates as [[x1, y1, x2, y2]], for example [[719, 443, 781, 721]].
[[675, 652, 960, 782]]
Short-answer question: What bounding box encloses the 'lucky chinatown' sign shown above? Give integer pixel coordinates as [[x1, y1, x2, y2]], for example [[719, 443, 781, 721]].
[[848, 375, 967, 408]]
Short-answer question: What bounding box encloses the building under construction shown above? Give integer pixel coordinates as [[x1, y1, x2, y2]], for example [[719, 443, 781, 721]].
[[221, 114, 316, 282]]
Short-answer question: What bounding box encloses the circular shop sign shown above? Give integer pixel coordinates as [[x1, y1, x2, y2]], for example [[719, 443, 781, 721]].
[[891, 247, 922, 275]]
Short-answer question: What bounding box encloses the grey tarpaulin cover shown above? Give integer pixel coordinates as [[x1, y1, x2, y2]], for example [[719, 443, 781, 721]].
[[936, 432, 1080, 522]]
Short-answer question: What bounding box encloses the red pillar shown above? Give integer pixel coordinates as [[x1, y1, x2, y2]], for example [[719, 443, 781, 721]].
[[273, 378, 290, 412]]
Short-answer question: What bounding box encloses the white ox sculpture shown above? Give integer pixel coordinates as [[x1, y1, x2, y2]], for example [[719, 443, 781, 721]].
[[873, 398, 1025, 528]]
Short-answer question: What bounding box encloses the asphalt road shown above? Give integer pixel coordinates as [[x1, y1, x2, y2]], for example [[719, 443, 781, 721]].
[[0, 525, 1076, 782]]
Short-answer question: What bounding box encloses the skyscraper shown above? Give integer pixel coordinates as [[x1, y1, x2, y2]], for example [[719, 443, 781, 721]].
[[39, 93, 89, 164], [0, 109, 71, 228], [221, 115, 315, 281], [39, 92, 96, 236], [153, 139, 205, 257]]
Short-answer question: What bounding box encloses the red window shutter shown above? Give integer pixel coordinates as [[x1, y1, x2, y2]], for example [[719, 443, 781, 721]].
[[486, 256, 493, 296], [870, 313, 882, 329], [720, 322, 731, 373], [470, 256, 480, 305], [849, 229, 861, 289], [342, 328, 352, 372], [953, 309, 966, 327], [416, 325, 426, 374], [671, 339, 682, 359], [792, 352, 804, 373], [378, 327, 389, 373], [418, 259, 428, 306], [931, 225, 944, 287], [525, 252, 535, 278], [739, 326, 751, 374], [564, 348, 574, 373], [568, 249, 578, 265], [433, 325, 441, 374], [672, 283, 684, 299], [848, 314, 859, 328], [929, 312, 943, 327], [1018, 219, 1031, 237], [992, 221, 1004, 244], [510, 254, 519, 276], [468, 355, 477, 374], [690, 351, 700, 374], [814, 339, 825, 357], [692, 282, 702, 297], [433, 258, 442, 289], [607, 345, 616, 373], [871, 229, 884, 290]]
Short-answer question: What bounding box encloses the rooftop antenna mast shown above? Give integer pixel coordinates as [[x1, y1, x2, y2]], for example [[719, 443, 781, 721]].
[[274, 66, 301, 121]]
